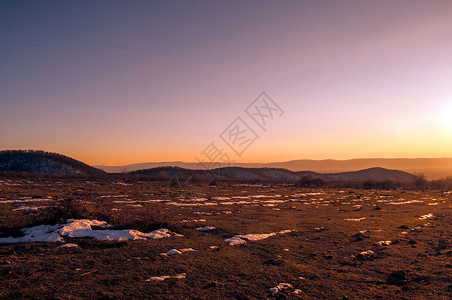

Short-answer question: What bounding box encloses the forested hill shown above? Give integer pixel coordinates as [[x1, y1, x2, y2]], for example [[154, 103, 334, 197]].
[[0, 150, 106, 176], [131, 166, 418, 183]]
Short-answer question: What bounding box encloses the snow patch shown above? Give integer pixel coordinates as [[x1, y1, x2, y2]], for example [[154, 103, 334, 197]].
[[0, 219, 175, 244], [269, 283, 293, 294], [225, 236, 247, 245], [196, 226, 216, 231], [13, 205, 47, 212], [225, 230, 293, 245], [419, 213, 434, 220], [388, 200, 423, 205], [58, 243, 78, 248], [146, 273, 186, 282], [1, 198, 52, 204], [377, 240, 391, 246], [180, 248, 196, 252], [345, 217, 366, 221]]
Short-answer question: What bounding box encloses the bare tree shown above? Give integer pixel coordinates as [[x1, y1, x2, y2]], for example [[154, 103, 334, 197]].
[[413, 172, 427, 190]]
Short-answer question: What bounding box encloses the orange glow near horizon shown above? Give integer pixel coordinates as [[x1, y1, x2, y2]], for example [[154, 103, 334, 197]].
[[2, 1, 452, 166]]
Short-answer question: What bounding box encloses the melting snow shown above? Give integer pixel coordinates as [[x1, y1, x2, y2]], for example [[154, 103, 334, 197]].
[[211, 196, 231, 200], [225, 230, 293, 245], [0, 198, 52, 204], [196, 226, 216, 231], [359, 250, 375, 256], [388, 200, 423, 205], [419, 213, 434, 220], [146, 273, 186, 281], [0, 219, 175, 244], [58, 243, 78, 248], [181, 248, 196, 252], [377, 240, 391, 246], [225, 236, 247, 245], [345, 217, 366, 221], [166, 202, 218, 207], [269, 283, 293, 294], [13, 205, 47, 212], [176, 219, 206, 223]]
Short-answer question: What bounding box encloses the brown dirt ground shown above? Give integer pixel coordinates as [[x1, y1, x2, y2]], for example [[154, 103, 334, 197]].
[[0, 178, 451, 299]]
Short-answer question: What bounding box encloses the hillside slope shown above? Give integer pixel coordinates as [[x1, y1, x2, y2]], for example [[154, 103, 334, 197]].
[[96, 158, 452, 179], [131, 166, 417, 183], [0, 150, 106, 176]]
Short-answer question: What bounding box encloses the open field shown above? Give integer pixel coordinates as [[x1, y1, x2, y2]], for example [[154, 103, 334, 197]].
[[0, 177, 450, 299]]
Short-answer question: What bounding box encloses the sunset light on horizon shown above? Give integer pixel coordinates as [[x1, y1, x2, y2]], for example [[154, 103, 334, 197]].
[[1, 3, 452, 297], [2, 1, 452, 166]]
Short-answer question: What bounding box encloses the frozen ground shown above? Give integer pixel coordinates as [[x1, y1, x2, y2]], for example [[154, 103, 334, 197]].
[[0, 179, 450, 299]]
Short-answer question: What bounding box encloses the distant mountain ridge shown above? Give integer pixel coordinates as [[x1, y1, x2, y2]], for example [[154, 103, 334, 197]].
[[0, 150, 429, 183], [0, 150, 106, 176], [96, 158, 452, 179], [131, 166, 417, 183]]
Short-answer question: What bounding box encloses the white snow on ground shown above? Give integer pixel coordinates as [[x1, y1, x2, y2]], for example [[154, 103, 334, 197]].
[[251, 195, 282, 198], [193, 212, 212, 215], [269, 283, 293, 294], [221, 200, 254, 205], [182, 197, 208, 202], [60, 220, 171, 241], [264, 200, 287, 203], [180, 248, 196, 252], [345, 217, 366, 221], [166, 202, 218, 207], [211, 197, 231, 200], [146, 199, 170, 203], [0, 224, 63, 243], [58, 243, 78, 248], [175, 219, 206, 223], [225, 236, 247, 245], [0, 198, 52, 204], [0, 219, 175, 244], [387, 200, 423, 205], [163, 196, 293, 207], [419, 213, 434, 220], [146, 273, 186, 281], [113, 199, 169, 204], [12, 205, 47, 212], [196, 226, 216, 231], [377, 241, 391, 246], [225, 230, 293, 245], [165, 248, 197, 256], [359, 250, 375, 256]]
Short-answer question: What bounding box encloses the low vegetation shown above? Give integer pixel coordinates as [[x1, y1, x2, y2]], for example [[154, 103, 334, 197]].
[[0, 175, 450, 299]]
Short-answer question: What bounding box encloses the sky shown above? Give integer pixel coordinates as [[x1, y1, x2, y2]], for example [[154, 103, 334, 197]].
[[1, 0, 452, 166]]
